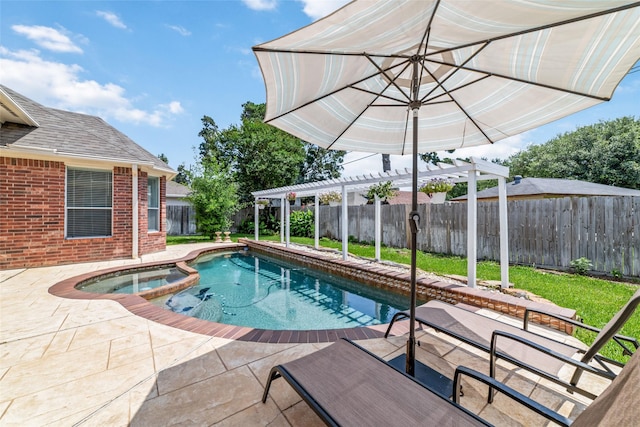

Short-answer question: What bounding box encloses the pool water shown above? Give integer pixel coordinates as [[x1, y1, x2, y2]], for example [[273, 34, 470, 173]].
[[155, 251, 411, 330], [79, 267, 187, 294]]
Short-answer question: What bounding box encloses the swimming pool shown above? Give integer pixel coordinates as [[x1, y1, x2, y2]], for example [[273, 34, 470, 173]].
[[78, 267, 188, 294], [152, 250, 411, 330]]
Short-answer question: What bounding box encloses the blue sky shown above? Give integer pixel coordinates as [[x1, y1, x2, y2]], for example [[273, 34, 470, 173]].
[[1, 0, 639, 177]]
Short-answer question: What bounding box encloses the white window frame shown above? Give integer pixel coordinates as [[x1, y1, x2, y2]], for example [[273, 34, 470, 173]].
[[65, 167, 113, 238], [148, 176, 160, 232]]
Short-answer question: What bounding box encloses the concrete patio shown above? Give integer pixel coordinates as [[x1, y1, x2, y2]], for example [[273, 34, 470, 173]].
[[1, 243, 609, 426]]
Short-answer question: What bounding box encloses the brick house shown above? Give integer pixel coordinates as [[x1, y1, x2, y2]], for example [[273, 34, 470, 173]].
[[0, 85, 176, 269]]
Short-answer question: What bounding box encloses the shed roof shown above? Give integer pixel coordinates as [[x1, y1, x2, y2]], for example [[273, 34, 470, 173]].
[[0, 85, 174, 176], [453, 177, 640, 200], [166, 181, 191, 198]]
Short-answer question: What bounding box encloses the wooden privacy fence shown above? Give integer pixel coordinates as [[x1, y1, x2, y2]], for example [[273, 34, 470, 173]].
[[166, 205, 197, 235], [240, 196, 639, 278]]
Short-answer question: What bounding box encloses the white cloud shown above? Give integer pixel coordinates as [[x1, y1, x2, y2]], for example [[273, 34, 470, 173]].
[[11, 25, 83, 53], [166, 25, 191, 36], [96, 11, 128, 30], [0, 47, 183, 128], [297, 0, 349, 20], [242, 0, 278, 11]]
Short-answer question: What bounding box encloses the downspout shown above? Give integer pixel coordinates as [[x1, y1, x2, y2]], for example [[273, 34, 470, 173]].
[[132, 164, 139, 259]]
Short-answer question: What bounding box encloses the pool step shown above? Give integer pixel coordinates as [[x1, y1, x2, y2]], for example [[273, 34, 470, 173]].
[[289, 287, 375, 326]]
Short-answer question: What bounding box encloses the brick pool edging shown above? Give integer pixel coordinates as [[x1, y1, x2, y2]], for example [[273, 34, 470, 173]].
[[48, 240, 576, 343], [241, 239, 577, 334]]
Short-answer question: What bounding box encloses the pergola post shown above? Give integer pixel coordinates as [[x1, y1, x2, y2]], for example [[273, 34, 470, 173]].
[[375, 194, 381, 261], [280, 196, 285, 243], [467, 170, 478, 288], [341, 184, 348, 260], [314, 192, 319, 249], [498, 177, 510, 288], [254, 197, 259, 241], [285, 197, 291, 248]]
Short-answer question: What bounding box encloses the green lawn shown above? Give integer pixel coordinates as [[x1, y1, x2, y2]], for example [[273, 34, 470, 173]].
[[167, 234, 639, 362]]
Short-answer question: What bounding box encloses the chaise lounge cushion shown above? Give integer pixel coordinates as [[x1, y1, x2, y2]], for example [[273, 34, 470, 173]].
[[265, 339, 487, 426]]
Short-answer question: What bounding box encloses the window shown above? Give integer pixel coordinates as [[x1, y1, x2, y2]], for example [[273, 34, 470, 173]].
[[66, 168, 112, 238], [148, 177, 160, 231]]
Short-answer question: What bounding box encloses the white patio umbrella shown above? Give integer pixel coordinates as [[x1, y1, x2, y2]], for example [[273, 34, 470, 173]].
[[253, 0, 640, 377]]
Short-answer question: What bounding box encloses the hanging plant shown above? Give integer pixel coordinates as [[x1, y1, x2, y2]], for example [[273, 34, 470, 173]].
[[419, 178, 455, 195], [286, 192, 296, 201], [364, 181, 397, 203], [319, 191, 342, 205]]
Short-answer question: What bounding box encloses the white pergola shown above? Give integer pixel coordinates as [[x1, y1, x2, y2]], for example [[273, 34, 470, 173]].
[[251, 157, 510, 288]]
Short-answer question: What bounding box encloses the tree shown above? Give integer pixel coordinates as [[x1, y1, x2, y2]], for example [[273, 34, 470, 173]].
[[507, 117, 640, 189], [186, 160, 238, 239], [157, 153, 169, 164], [174, 164, 190, 185], [299, 144, 346, 183], [198, 102, 346, 202]]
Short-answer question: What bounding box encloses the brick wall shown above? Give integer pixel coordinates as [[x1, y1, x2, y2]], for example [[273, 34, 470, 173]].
[[0, 157, 166, 269], [138, 173, 167, 256]]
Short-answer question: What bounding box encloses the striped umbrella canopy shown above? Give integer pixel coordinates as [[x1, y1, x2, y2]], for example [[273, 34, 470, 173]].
[[253, 0, 640, 375]]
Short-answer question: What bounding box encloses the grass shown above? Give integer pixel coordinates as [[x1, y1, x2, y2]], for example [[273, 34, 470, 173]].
[[167, 234, 638, 362]]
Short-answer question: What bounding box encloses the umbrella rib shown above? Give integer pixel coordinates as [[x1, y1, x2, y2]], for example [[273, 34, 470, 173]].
[[327, 61, 412, 150], [350, 86, 408, 105], [415, 0, 441, 89], [253, 46, 411, 60], [263, 60, 410, 124], [422, 75, 492, 104], [426, 59, 610, 101], [421, 65, 495, 144], [419, 42, 489, 103], [401, 107, 410, 155], [423, 1, 640, 60], [365, 54, 412, 103]]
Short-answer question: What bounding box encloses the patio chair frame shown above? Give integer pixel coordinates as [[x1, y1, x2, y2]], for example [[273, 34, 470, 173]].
[[385, 293, 639, 401]]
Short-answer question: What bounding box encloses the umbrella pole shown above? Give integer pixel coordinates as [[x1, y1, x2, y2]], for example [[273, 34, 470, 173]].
[[405, 56, 421, 376], [406, 105, 420, 376]]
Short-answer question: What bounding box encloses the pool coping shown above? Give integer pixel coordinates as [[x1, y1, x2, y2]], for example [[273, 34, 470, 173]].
[[48, 240, 576, 343]]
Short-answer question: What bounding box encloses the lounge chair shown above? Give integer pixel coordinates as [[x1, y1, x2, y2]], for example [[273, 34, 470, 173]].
[[261, 338, 639, 426], [453, 347, 639, 426], [261, 338, 490, 426], [384, 289, 639, 400]]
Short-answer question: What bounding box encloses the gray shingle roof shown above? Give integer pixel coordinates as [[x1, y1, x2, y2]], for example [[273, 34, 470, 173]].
[[0, 85, 173, 173], [454, 177, 640, 200], [166, 181, 191, 197]]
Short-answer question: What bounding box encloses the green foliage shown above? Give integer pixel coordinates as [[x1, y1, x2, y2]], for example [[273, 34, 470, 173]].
[[186, 160, 238, 239], [289, 209, 314, 237], [174, 164, 190, 185], [507, 117, 640, 189], [299, 144, 346, 183], [198, 102, 347, 203], [570, 257, 593, 275], [447, 179, 497, 199], [238, 218, 276, 235], [364, 181, 397, 202], [157, 153, 169, 164], [198, 110, 305, 202], [419, 178, 455, 194]]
